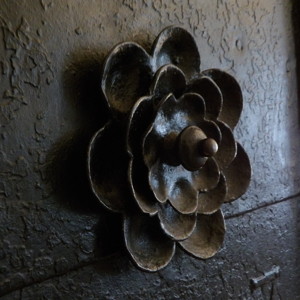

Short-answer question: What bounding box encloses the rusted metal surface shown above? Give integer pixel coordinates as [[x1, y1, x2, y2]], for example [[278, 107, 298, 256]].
[[88, 27, 251, 271]]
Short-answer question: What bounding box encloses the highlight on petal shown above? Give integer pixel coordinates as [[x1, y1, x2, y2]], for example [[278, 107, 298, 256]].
[[102, 42, 153, 117], [187, 76, 223, 120], [88, 122, 130, 213], [223, 143, 251, 202], [198, 173, 227, 215], [168, 178, 198, 214], [151, 93, 206, 139], [129, 158, 158, 215], [158, 202, 197, 241], [148, 161, 190, 203], [152, 26, 200, 80], [124, 213, 176, 272], [214, 121, 237, 170], [150, 64, 186, 104], [143, 93, 206, 169], [202, 69, 243, 130], [192, 157, 220, 192], [179, 210, 225, 259], [127, 96, 154, 157]]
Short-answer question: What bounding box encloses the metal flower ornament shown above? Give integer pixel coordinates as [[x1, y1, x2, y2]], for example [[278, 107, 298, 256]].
[[88, 26, 251, 271]]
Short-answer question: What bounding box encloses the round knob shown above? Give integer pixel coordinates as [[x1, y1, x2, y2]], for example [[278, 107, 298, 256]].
[[199, 138, 218, 157], [177, 126, 218, 171]]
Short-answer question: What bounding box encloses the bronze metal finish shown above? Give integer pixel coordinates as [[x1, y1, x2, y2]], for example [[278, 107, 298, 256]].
[[87, 26, 252, 272]]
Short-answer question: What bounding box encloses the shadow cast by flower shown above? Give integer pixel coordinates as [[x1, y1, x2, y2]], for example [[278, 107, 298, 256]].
[[88, 26, 251, 272]]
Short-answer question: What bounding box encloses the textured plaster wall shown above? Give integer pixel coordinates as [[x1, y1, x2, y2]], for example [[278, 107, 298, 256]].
[[0, 0, 299, 299]]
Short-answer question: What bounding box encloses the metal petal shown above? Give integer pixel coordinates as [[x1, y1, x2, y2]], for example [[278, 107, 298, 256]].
[[223, 143, 251, 202], [152, 26, 200, 80], [158, 202, 197, 241], [102, 42, 153, 118], [214, 121, 237, 170], [192, 157, 220, 192], [127, 96, 154, 157], [202, 69, 243, 130], [129, 158, 158, 215], [168, 178, 198, 214], [179, 210, 225, 259], [187, 76, 223, 120], [88, 122, 130, 213], [150, 64, 186, 105], [148, 161, 190, 203], [124, 213, 176, 272], [198, 173, 227, 215]]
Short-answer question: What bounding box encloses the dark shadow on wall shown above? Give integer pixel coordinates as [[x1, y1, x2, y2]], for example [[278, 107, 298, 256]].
[[47, 49, 109, 214], [46, 49, 124, 258]]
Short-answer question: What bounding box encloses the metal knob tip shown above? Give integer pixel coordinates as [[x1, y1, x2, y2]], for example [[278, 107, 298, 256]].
[[199, 138, 218, 157]]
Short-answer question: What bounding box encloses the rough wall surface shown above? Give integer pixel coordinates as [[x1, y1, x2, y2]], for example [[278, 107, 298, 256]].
[[0, 0, 299, 299]]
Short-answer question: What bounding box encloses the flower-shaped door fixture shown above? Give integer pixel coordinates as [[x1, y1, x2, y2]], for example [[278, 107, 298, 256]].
[[88, 26, 251, 272]]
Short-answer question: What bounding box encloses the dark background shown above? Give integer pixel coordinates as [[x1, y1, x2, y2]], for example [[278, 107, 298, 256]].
[[0, 0, 299, 299]]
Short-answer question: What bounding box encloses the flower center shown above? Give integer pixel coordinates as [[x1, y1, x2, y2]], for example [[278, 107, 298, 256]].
[[177, 126, 218, 171]]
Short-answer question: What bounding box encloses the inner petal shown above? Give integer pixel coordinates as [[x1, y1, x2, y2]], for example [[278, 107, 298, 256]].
[[187, 76, 223, 120], [169, 178, 198, 214], [149, 161, 190, 203], [214, 121, 237, 170], [143, 93, 206, 169], [198, 173, 227, 215], [150, 64, 186, 106], [192, 157, 220, 192]]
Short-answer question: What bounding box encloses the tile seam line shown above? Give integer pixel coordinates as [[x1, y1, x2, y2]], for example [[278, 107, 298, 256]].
[[225, 192, 300, 219]]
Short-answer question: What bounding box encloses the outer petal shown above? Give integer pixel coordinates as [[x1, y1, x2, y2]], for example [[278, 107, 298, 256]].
[[197, 173, 227, 215], [158, 202, 197, 241], [150, 64, 186, 105], [214, 121, 237, 170], [152, 26, 200, 80], [129, 158, 158, 215], [223, 143, 251, 202], [179, 210, 225, 259], [102, 42, 153, 118], [124, 213, 176, 272], [88, 122, 130, 213], [202, 69, 243, 130], [187, 76, 223, 120]]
